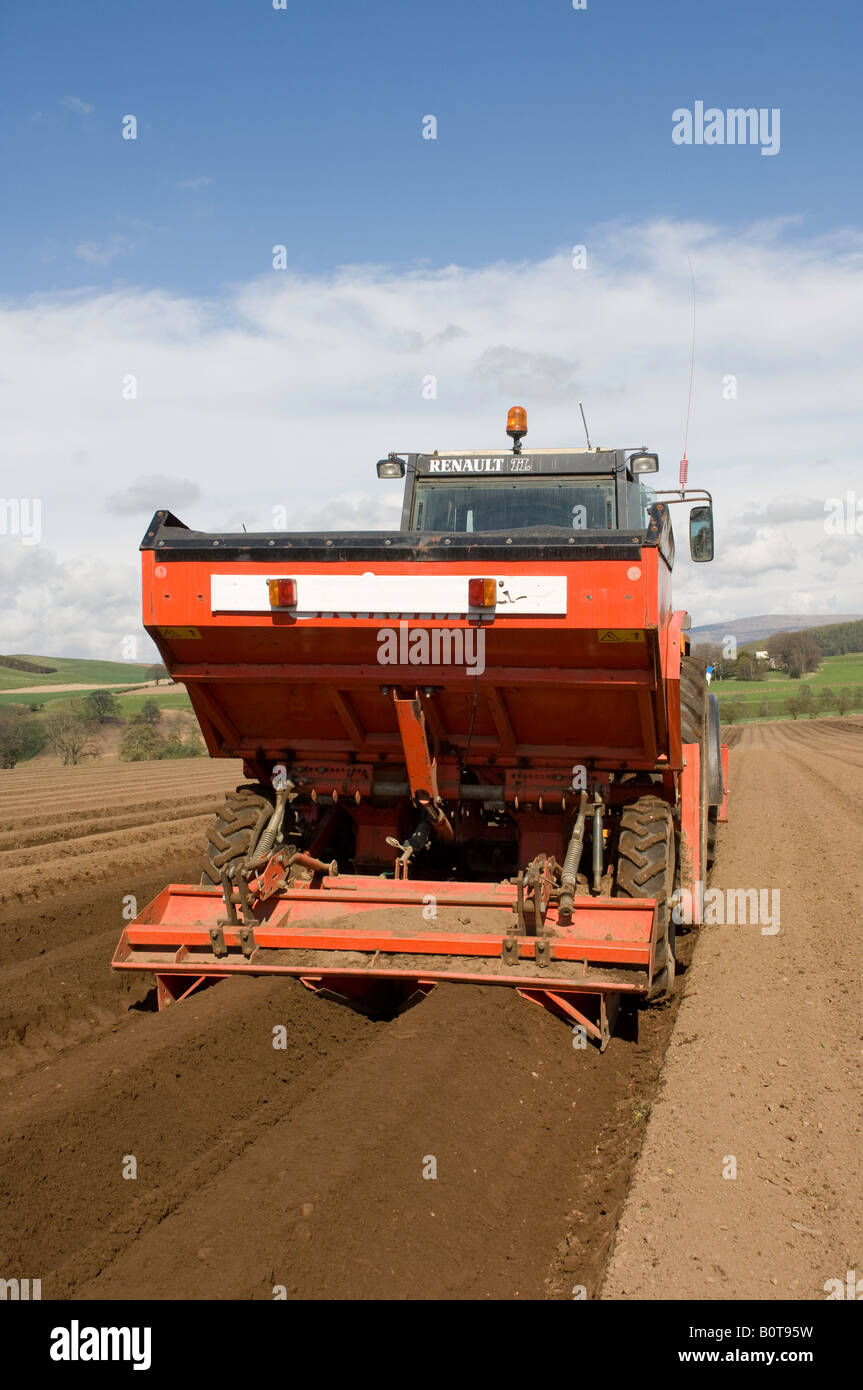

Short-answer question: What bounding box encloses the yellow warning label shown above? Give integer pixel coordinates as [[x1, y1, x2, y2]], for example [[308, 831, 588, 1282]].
[[158, 626, 202, 639], [597, 629, 645, 643]]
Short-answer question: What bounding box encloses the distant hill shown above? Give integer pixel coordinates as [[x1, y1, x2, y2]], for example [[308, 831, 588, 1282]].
[[690, 615, 863, 647], [0, 654, 154, 692]]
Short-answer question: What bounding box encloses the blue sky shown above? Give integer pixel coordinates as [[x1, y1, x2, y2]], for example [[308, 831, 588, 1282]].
[[2, 0, 862, 657], [3, 0, 860, 295]]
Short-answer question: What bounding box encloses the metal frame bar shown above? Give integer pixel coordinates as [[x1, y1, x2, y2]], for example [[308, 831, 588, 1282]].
[[113, 873, 659, 1050]]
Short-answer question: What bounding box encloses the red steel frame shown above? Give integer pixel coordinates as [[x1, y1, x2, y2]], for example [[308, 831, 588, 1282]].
[[141, 547, 678, 775], [112, 878, 660, 1051], [112, 531, 726, 1050]]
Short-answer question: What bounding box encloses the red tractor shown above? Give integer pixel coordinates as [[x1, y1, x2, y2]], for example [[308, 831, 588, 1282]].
[[114, 409, 727, 1048]]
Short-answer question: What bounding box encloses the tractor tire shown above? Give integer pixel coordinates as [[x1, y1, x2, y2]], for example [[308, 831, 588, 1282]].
[[679, 653, 709, 891], [707, 806, 720, 874], [616, 794, 676, 998], [706, 692, 724, 807], [680, 653, 707, 745], [704, 697, 723, 878], [201, 784, 275, 886]]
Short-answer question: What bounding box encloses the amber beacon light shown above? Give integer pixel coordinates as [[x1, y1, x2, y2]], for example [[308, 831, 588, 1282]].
[[506, 405, 527, 452]]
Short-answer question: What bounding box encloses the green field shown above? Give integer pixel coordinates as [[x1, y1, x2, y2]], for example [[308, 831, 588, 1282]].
[[0, 685, 190, 712], [3, 650, 861, 733], [117, 689, 193, 715], [712, 652, 863, 721], [0, 654, 154, 691]]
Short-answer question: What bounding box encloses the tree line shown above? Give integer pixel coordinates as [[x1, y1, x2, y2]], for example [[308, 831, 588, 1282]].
[[696, 616, 863, 682], [0, 690, 203, 768], [804, 617, 863, 656], [719, 684, 863, 725], [0, 655, 58, 674]]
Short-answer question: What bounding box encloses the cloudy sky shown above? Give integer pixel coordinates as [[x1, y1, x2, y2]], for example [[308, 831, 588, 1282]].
[[2, 0, 861, 659]]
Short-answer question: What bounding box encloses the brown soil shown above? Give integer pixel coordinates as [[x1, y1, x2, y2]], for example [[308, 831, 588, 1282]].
[[0, 721, 859, 1300], [602, 716, 863, 1299], [0, 758, 243, 904]]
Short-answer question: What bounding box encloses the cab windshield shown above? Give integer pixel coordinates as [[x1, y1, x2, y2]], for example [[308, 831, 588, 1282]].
[[412, 476, 617, 532]]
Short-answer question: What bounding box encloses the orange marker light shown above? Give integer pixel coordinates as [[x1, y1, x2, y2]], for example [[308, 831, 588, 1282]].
[[468, 577, 497, 607], [506, 406, 527, 440], [268, 578, 297, 607]]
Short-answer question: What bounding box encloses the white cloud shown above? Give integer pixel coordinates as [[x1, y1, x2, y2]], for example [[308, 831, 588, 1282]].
[[1, 216, 863, 653], [177, 176, 212, 190], [61, 97, 93, 116], [74, 234, 136, 265], [472, 345, 578, 397], [736, 494, 825, 526], [220, 490, 402, 534], [0, 545, 156, 662], [105, 474, 202, 516], [810, 532, 863, 572], [719, 525, 797, 576]]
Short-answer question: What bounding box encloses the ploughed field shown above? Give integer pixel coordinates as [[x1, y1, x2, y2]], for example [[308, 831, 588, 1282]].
[[0, 723, 859, 1299]]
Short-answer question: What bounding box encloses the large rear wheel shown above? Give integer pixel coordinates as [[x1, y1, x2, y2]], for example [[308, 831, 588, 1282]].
[[679, 654, 709, 890], [201, 784, 275, 886], [616, 794, 676, 998]]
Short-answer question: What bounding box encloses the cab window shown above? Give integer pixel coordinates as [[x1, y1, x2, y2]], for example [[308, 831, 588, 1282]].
[[412, 477, 616, 531]]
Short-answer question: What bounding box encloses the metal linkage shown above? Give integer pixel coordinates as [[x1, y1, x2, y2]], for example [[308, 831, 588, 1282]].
[[255, 784, 291, 858], [508, 854, 561, 965], [591, 792, 605, 894], [558, 791, 589, 919], [386, 815, 433, 880], [218, 840, 339, 927], [391, 690, 454, 844]]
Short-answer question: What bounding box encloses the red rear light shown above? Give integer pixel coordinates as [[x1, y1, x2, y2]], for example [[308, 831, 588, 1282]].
[[268, 578, 297, 607], [468, 577, 497, 608]]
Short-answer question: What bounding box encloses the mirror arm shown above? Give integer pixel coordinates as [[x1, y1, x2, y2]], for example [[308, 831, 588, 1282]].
[[651, 488, 713, 508]]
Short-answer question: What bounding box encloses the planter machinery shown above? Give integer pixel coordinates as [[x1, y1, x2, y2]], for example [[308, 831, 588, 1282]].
[[114, 408, 727, 1049]]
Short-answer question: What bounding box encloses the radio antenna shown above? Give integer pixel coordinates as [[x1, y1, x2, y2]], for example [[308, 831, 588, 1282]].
[[578, 401, 592, 450], [679, 256, 696, 493]]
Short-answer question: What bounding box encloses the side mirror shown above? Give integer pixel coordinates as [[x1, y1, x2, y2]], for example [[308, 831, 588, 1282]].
[[376, 456, 405, 479], [689, 505, 714, 562]]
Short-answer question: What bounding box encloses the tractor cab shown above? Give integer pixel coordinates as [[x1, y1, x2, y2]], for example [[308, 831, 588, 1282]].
[[377, 407, 713, 561]]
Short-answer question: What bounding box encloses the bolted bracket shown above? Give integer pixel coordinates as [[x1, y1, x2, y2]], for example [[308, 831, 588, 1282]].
[[534, 938, 552, 968], [209, 923, 228, 958], [237, 923, 257, 959], [502, 935, 520, 966]]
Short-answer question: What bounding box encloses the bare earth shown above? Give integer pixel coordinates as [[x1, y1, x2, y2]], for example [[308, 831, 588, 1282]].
[[0, 720, 859, 1300], [603, 717, 863, 1300]]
